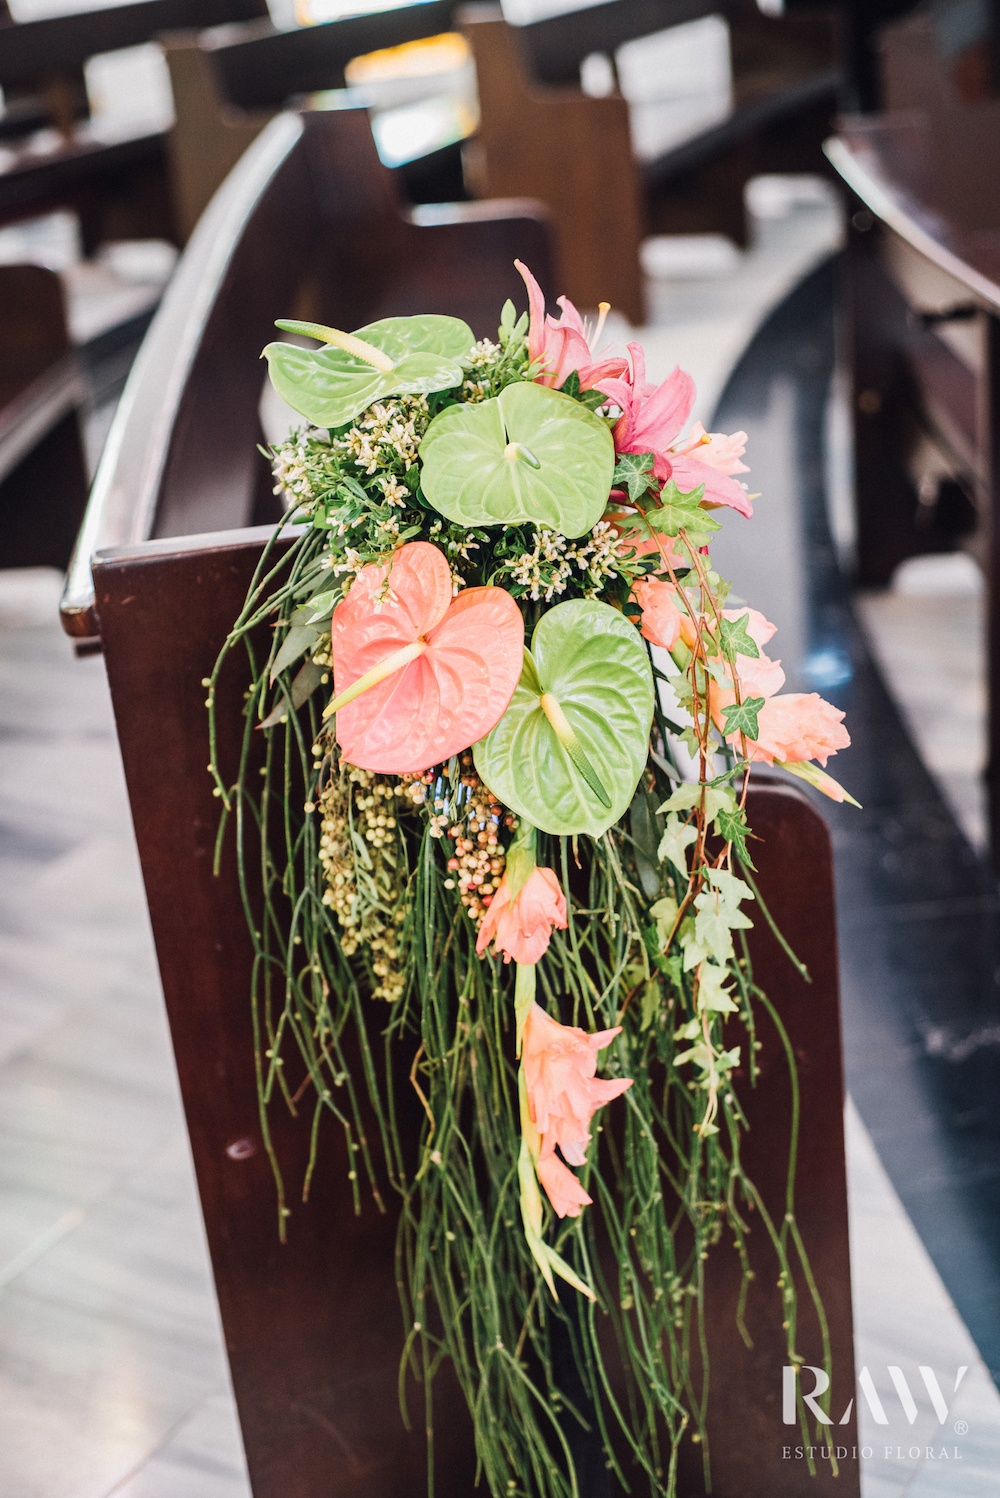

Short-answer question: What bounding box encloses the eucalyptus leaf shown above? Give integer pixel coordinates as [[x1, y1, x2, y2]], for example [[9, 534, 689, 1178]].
[[420, 382, 615, 538], [270, 623, 322, 684], [473, 599, 654, 837], [263, 314, 474, 429], [259, 659, 326, 729]]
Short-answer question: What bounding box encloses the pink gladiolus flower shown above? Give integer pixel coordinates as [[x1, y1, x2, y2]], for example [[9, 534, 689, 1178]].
[[598, 343, 753, 517], [515, 260, 628, 391], [475, 866, 568, 966], [632, 577, 685, 651], [742, 693, 850, 766], [522, 1002, 632, 1219]]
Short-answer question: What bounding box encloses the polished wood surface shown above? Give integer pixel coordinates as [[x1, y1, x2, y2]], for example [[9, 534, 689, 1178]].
[[92, 527, 857, 1496], [461, 0, 841, 322]]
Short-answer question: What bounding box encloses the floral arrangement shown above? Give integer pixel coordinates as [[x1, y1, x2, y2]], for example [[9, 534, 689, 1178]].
[[208, 262, 853, 1496]]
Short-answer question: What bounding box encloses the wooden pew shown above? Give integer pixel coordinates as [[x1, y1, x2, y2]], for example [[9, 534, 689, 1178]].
[[460, 0, 843, 323], [59, 104, 858, 1498], [0, 0, 266, 249], [825, 9, 1000, 855], [161, 2, 467, 240], [0, 263, 89, 571]]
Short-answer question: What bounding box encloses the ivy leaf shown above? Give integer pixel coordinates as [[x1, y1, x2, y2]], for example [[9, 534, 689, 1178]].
[[690, 902, 735, 968], [644, 479, 719, 538], [719, 612, 759, 660], [720, 696, 765, 741], [649, 895, 679, 950], [698, 963, 739, 1014], [657, 815, 697, 877], [612, 451, 657, 503], [473, 598, 654, 837], [420, 382, 615, 539], [704, 866, 754, 924], [717, 806, 755, 867], [659, 782, 735, 825]]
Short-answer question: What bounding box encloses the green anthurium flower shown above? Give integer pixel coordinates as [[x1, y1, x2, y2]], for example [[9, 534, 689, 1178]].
[[262, 315, 474, 429], [419, 381, 615, 539], [473, 599, 654, 837]]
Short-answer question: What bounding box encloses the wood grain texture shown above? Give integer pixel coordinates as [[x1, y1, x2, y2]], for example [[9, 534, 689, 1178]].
[[92, 534, 856, 1497]]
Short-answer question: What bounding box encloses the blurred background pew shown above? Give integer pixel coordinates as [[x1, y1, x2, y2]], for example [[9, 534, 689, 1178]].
[[461, 0, 844, 320]]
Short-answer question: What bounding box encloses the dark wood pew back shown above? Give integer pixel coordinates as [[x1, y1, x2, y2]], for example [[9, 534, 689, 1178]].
[[59, 95, 857, 1498], [460, 0, 842, 321], [202, 0, 460, 109]]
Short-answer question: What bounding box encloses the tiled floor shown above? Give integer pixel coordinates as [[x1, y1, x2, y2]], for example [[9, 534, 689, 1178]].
[[3, 186, 1000, 1494]]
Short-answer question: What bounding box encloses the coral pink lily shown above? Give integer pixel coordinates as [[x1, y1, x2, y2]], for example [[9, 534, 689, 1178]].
[[516, 260, 628, 392], [599, 342, 753, 516]]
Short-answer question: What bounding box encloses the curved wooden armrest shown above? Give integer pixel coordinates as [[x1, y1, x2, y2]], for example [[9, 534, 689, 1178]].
[[59, 113, 303, 644]]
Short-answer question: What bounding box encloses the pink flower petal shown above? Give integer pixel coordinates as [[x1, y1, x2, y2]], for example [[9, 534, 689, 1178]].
[[331, 543, 524, 774]]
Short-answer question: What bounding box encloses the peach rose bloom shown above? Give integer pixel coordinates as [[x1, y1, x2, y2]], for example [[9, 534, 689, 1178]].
[[475, 866, 568, 966], [632, 577, 685, 650], [746, 692, 850, 766], [522, 1002, 632, 1218]]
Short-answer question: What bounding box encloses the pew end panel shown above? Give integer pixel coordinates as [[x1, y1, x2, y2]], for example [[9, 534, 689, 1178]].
[[91, 520, 857, 1495]]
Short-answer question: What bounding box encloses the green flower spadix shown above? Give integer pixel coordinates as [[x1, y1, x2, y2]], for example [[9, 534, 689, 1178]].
[[262, 314, 474, 429], [419, 381, 615, 538], [474, 598, 654, 837]]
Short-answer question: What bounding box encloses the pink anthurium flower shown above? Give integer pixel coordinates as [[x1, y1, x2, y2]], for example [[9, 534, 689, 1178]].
[[515, 260, 628, 391], [329, 541, 524, 774], [522, 1001, 632, 1219], [598, 343, 753, 517]]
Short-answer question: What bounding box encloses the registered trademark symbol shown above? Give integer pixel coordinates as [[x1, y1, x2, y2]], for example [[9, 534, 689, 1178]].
[[954, 1420, 969, 1435]]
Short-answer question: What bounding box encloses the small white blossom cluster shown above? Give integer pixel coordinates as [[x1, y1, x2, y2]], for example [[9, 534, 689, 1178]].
[[272, 430, 321, 509], [462, 338, 503, 403], [507, 521, 623, 601], [334, 396, 428, 486]]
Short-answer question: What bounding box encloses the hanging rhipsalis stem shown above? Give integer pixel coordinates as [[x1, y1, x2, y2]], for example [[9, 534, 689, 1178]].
[[209, 258, 856, 1498]]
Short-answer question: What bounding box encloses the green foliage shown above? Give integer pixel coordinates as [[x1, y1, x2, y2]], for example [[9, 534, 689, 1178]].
[[611, 449, 658, 502], [420, 382, 615, 538], [474, 599, 654, 836], [644, 478, 720, 539], [718, 611, 759, 660], [720, 695, 766, 740], [263, 314, 474, 428]]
